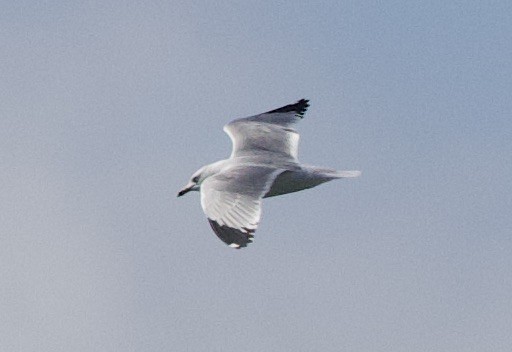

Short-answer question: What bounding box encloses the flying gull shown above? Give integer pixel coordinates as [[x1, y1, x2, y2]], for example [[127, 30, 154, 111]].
[[178, 99, 360, 248]]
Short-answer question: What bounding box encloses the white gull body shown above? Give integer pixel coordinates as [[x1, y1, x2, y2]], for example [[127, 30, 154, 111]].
[[178, 99, 360, 248]]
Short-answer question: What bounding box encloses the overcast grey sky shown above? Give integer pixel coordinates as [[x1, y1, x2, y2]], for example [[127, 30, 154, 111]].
[[2, 1, 512, 351]]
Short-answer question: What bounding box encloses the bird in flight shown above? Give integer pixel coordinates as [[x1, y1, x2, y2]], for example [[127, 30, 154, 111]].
[[178, 99, 360, 248]]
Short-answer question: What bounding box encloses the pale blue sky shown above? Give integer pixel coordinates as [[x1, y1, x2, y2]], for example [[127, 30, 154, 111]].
[[2, 1, 511, 351]]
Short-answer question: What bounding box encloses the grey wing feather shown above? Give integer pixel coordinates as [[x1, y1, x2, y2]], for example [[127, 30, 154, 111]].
[[224, 99, 310, 160], [200, 166, 281, 248]]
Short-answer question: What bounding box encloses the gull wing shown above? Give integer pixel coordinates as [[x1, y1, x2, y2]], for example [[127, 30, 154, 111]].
[[223, 99, 309, 160], [200, 165, 281, 248]]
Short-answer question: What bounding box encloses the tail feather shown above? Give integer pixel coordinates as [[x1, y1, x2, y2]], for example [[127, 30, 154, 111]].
[[313, 167, 361, 179], [264, 167, 361, 198], [332, 170, 361, 178], [310, 166, 361, 182]]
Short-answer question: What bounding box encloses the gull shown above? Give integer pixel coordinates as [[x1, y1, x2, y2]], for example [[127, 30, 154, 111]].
[[178, 99, 360, 248]]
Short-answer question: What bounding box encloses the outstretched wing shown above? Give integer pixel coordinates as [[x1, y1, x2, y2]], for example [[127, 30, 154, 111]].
[[200, 165, 281, 248], [223, 99, 310, 161]]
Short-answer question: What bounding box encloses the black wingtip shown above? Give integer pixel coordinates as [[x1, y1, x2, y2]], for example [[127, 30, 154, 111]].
[[266, 99, 310, 117], [208, 219, 255, 248]]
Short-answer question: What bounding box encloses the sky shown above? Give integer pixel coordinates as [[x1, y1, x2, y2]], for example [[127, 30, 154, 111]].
[[1, 1, 511, 351]]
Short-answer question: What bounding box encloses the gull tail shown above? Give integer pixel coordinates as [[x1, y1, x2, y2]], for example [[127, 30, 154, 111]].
[[331, 170, 361, 178], [264, 167, 361, 198], [312, 167, 361, 179]]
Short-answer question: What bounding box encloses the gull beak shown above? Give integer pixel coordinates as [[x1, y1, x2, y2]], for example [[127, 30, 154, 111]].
[[177, 182, 196, 197]]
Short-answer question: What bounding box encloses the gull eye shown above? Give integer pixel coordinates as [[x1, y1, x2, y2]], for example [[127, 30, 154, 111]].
[[192, 176, 199, 183]]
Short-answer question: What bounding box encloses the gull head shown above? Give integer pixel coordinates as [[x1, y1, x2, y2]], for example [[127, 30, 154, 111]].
[[177, 168, 203, 197], [177, 161, 225, 197]]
